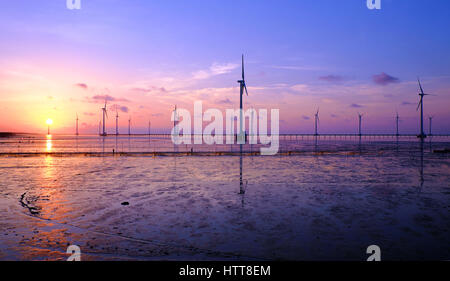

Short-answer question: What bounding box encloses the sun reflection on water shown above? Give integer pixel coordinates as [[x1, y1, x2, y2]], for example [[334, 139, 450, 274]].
[[46, 135, 52, 152]]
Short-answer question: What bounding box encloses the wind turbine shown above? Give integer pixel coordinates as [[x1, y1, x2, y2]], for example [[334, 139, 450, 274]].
[[148, 120, 151, 135], [314, 108, 320, 136], [395, 111, 400, 136], [128, 116, 131, 136], [76, 113, 79, 136], [173, 105, 177, 130], [250, 107, 254, 138], [101, 100, 108, 136], [428, 116, 434, 136], [115, 106, 119, 136], [358, 112, 363, 136], [237, 54, 248, 143], [417, 78, 429, 139]]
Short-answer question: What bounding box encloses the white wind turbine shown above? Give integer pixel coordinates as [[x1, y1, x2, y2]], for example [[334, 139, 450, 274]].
[[428, 115, 434, 136], [358, 112, 363, 136], [115, 106, 119, 136], [314, 108, 320, 136], [237, 54, 248, 143], [76, 113, 79, 136], [417, 78, 429, 140], [101, 100, 108, 136], [128, 116, 131, 135]]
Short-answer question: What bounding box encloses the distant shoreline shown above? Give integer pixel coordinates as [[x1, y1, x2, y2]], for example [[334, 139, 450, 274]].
[[0, 132, 16, 138]]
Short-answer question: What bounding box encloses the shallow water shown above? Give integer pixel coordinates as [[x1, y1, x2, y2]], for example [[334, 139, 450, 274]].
[[0, 135, 449, 260]]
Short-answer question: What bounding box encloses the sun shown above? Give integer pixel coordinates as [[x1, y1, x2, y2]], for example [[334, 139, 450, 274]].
[[46, 118, 53, 125]]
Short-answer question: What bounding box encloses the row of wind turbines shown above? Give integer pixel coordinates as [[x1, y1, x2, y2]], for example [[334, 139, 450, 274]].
[[73, 55, 434, 139], [74, 101, 137, 136], [311, 78, 435, 137]]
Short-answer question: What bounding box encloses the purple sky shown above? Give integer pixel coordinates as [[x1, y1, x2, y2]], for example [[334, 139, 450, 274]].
[[0, 0, 449, 134]]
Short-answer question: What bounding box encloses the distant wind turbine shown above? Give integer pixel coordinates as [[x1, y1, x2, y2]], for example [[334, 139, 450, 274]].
[[314, 108, 320, 136], [76, 113, 79, 136], [395, 111, 400, 136], [428, 116, 434, 136], [237, 54, 248, 143], [148, 120, 151, 135], [358, 112, 363, 136], [115, 107, 119, 136], [101, 100, 108, 136], [250, 107, 255, 138], [417, 78, 429, 140], [173, 105, 177, 130], [128, 116, 131, 135]]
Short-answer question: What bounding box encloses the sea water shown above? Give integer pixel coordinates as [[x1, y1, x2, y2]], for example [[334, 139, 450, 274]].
[[0, 135, 449, 260]]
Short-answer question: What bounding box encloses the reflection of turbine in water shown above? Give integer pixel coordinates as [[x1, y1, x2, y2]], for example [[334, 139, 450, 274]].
[[239, 153, 247, 207], [419, 140, 425, 190]]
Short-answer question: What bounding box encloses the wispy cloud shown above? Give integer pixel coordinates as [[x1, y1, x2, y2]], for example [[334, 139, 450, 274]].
[[130, 86, 168, 95], [319, 75, 345, 83], [372, 72, 400, 85], [272, 65, 324, 71], [350, 103, 363, 108], [90, 95, 129, 103], [75, 83, 88, 90], [193, 62, 239, 80], [216, 98, 234, 105], [109, 104, 129, 113]]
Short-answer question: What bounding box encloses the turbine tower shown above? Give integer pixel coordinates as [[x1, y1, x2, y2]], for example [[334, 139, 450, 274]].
[[237, 54, 248, 143], [128, 117, 131, 135], [101, 100, 108, 136], [76, 113, 79, 136], [417, 78, 429, 139], [358, 112, 363, 136], [250, 108, 254, 138], [115, 107, 119, 136], [428, 116, 433, 136], [314, 108, 320, 136], [396, 111, 399, 136], [149, 120, 152, 133], [173, 105, 177, 130]]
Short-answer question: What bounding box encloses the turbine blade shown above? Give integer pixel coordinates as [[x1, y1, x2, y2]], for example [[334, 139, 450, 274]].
[[418, 78, 424, 94], [244, 83, 248, 96], [242, 54, 245, 81], [416, 99, 422, 111]]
